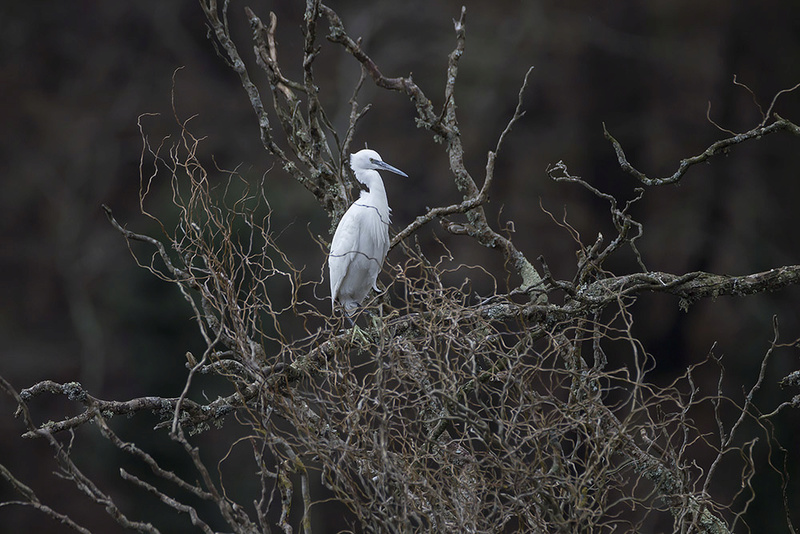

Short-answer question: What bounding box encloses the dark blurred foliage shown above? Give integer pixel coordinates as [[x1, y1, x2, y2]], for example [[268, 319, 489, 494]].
[[1, 0, 799, 532]]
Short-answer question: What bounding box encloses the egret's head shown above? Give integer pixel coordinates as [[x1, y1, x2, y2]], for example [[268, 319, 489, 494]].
[[350, 149, 408, 181]]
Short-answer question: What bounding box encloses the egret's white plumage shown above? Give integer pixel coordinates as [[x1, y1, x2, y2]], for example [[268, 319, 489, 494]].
[[329, 149, 407, 316]]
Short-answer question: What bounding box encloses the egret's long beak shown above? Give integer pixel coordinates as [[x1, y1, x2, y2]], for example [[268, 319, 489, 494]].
[[371, 159, 408, 177]]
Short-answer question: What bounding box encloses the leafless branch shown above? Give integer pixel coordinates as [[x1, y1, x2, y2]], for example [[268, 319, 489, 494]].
[[0, 463, 92, 534], [604, 114, 800, 186]]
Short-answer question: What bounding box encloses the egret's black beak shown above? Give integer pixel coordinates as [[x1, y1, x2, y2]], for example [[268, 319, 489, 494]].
[[371, 158, 408, 177]]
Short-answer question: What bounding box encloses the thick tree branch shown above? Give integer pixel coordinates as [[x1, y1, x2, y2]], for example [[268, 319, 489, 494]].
[[1, 376, 162, 533], [17, 379, 254, 437], [201, 0, 342, 215]]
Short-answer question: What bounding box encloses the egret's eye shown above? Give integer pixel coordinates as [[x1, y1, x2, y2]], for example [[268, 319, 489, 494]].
[[369, 158, 379, 164]]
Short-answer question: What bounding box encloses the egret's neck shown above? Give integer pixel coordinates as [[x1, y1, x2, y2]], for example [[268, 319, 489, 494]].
[[357, 171, 391, 223]]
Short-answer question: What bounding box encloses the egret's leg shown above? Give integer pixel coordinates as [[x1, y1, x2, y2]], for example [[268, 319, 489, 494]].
[[344, 311, 371, 347], [335, 314, 355, 335], [349, 323, 370, 347], [365, 308, 383, 333]]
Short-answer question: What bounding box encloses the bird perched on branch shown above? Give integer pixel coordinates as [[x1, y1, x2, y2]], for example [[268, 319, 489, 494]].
[[329, 149, 408, 318]]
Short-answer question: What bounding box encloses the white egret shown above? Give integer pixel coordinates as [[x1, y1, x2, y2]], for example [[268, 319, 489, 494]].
[[329, 149, 408, 317]]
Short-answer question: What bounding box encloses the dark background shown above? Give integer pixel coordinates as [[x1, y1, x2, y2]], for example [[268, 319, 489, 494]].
[[2, 0, 800, 531]]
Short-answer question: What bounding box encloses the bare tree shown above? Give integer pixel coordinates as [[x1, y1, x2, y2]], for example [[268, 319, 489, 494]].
[[2, 2, 800, 533]]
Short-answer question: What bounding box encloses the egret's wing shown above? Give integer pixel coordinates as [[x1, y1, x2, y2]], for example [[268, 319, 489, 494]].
[[364, 207, 389, 290], [351, 202, 389, 290], [329, 207, 360, 305], [329, 202, 390, 306]]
